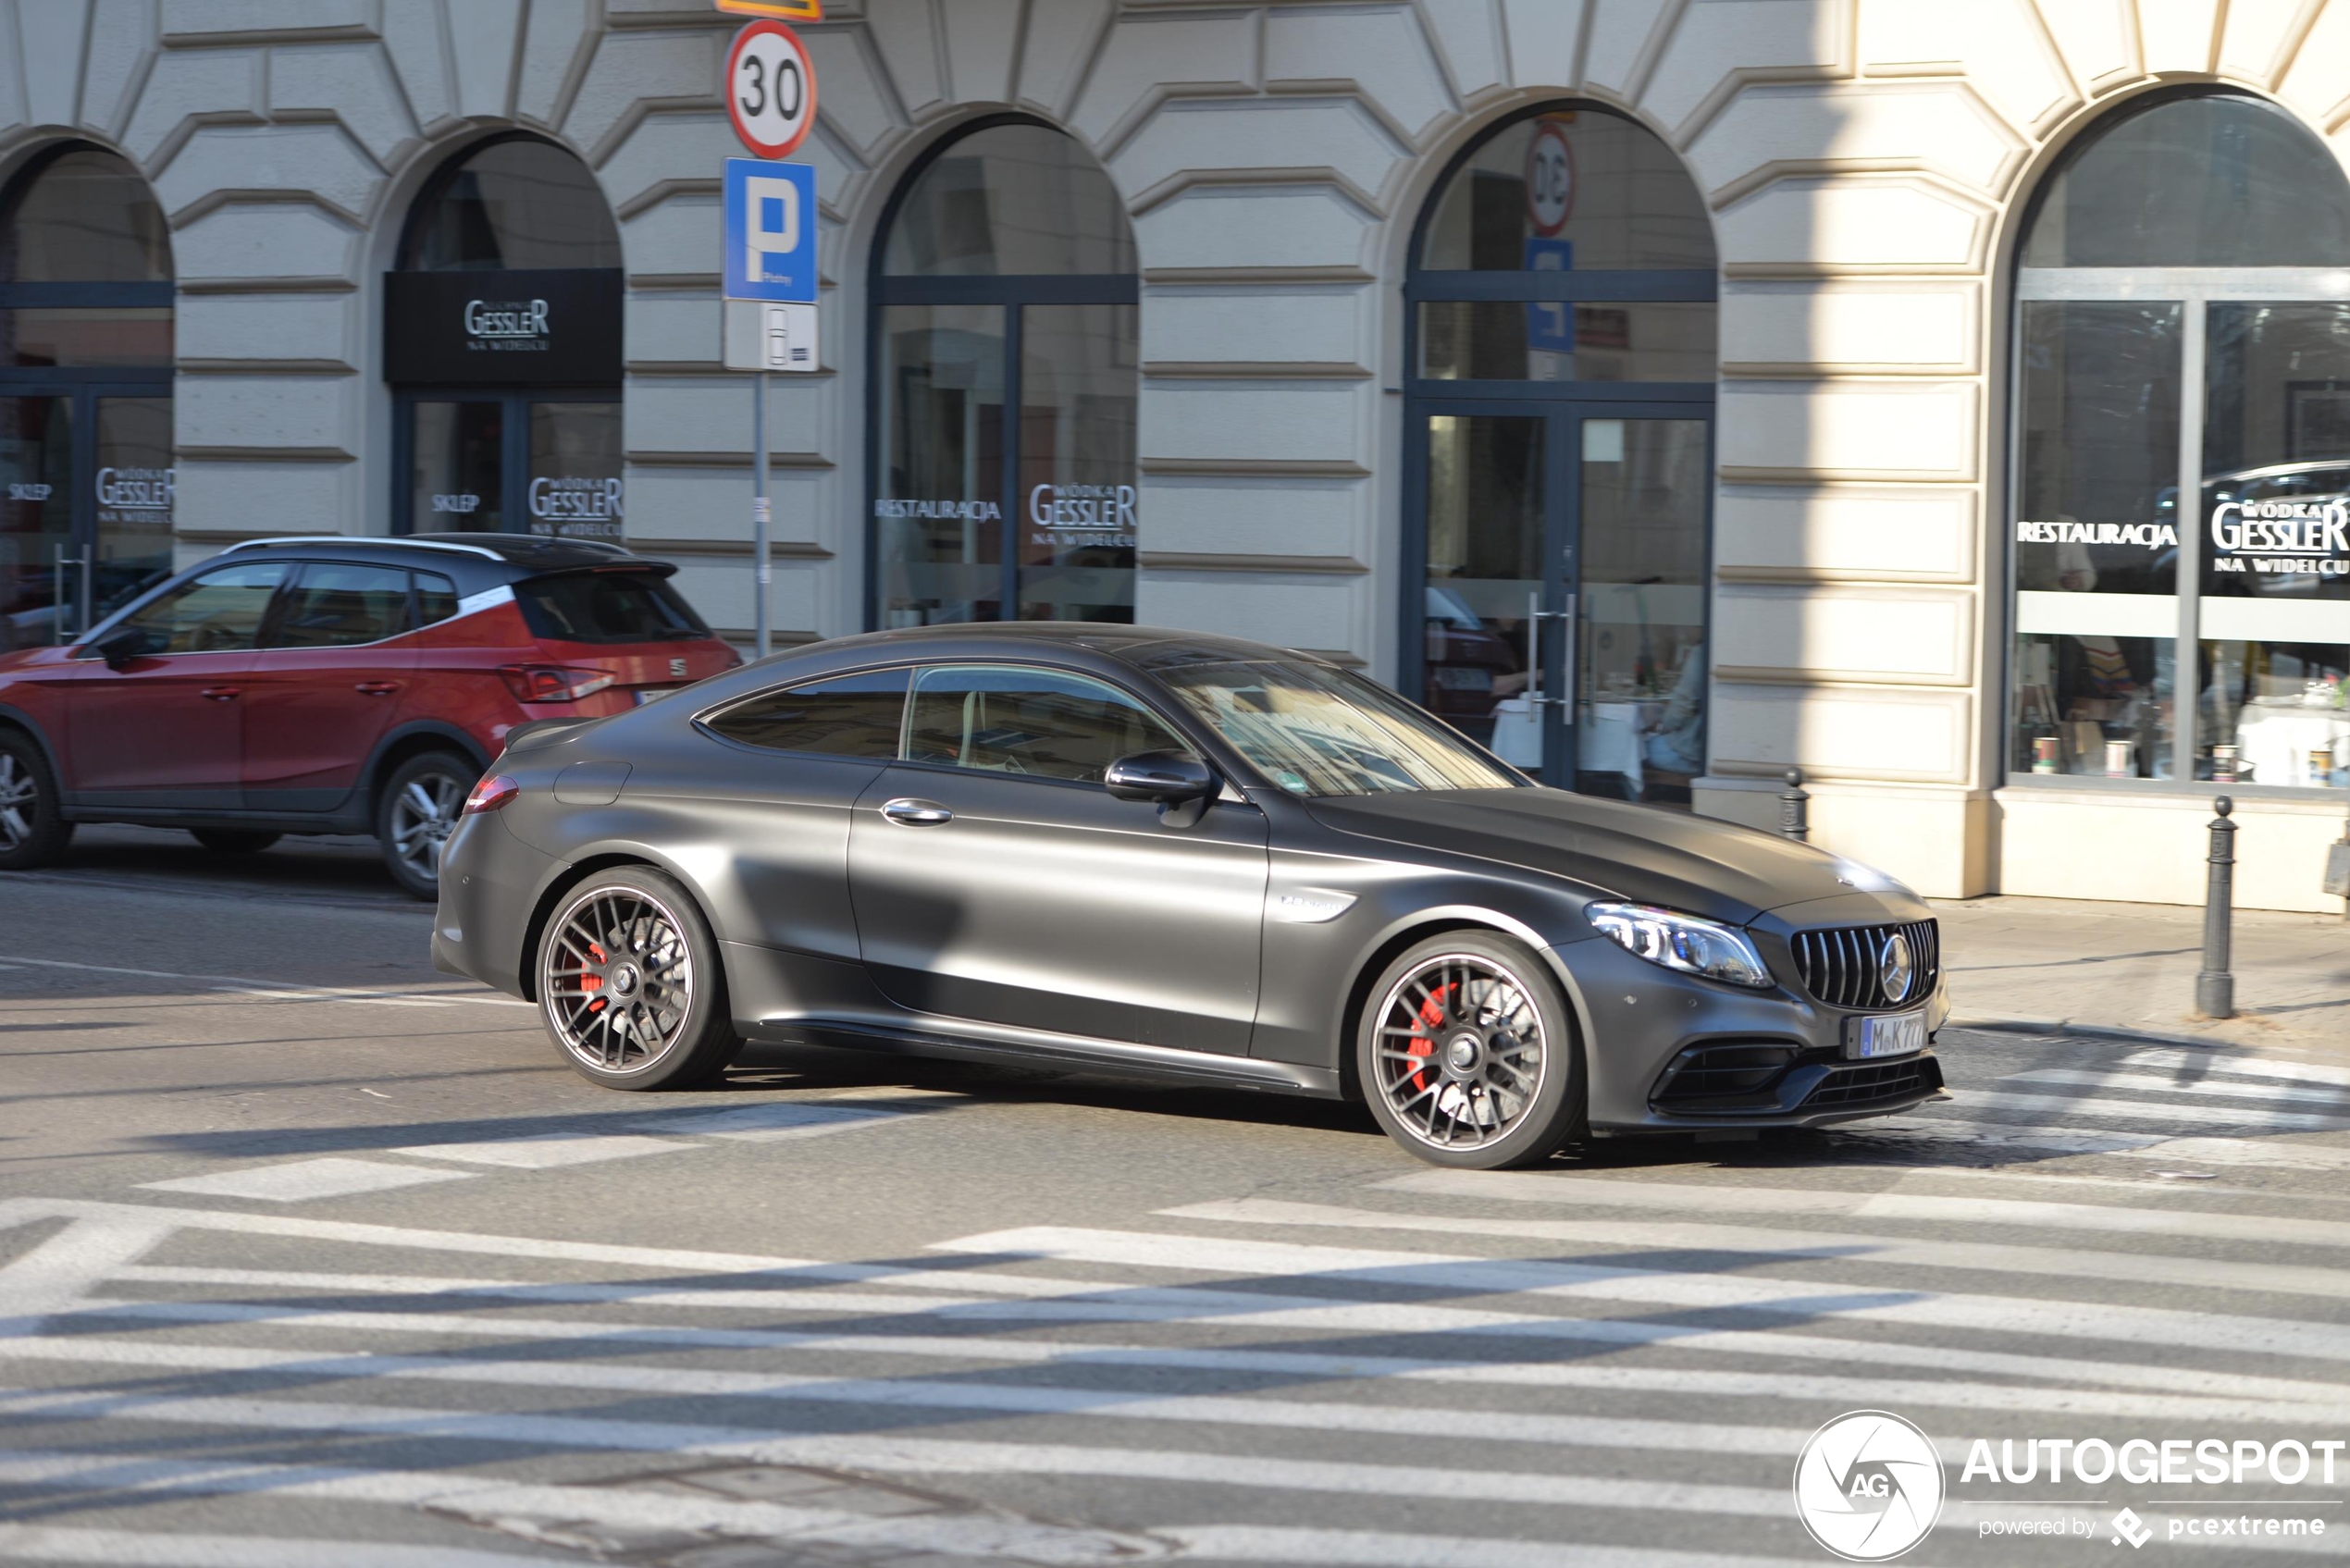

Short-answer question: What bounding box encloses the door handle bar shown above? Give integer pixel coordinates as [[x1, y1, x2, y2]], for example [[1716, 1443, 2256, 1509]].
[[880, 797, 952, 827], [200, 686, 241, 702], [1524, 591, 1570, 710], [354, 681, 402, 696]]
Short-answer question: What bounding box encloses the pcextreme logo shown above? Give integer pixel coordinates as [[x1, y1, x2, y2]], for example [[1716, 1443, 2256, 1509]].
[[1794, 1411, 1947, 1562]]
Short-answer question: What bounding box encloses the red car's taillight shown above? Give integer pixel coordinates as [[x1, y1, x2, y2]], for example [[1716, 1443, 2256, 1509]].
[[498, 664, 614, 703], [464, 774, 519, 815]]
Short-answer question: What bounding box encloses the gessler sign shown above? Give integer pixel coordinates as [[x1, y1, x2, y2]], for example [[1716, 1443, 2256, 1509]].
[[385, 269, 621, 386]]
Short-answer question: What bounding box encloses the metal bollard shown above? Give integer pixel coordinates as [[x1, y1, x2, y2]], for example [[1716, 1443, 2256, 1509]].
[[2195, 796, 2236, 1019], [1779, 768, 1810, 843]]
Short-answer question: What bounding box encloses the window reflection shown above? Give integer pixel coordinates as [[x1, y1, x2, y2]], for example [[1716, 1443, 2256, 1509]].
[[883, 123, 1136, 278], [1020, 304, 1136, 623], [876, 304, 1007, 626], [400, 139, 621, 272], [1418, 111, 1714, 272]]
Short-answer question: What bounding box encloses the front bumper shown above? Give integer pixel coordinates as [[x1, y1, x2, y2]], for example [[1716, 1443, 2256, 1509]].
[[1551, 935, 1951, 1133]]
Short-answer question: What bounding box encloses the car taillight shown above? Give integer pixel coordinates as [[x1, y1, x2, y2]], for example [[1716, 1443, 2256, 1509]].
[[464, 774, 519, 815], [498, 664, 614, 703]]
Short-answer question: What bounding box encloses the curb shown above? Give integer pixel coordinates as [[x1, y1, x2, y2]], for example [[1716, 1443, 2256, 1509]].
[[1945, 1015, 2232, 1052]]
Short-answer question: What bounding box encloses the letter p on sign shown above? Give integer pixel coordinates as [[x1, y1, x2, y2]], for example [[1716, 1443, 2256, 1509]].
[[723, 158, 815, 303], [746, 176, 798, 270]]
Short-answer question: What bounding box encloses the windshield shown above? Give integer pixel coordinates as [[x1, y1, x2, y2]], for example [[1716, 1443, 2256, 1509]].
[[1156, 660, 1523, 797]]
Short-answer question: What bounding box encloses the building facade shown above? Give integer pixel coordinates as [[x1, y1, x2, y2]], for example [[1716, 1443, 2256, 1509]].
[[4, 0, 2348, 909]]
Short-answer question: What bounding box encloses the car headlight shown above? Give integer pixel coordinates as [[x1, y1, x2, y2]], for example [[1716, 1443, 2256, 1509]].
[[1586, 902, 1773, 989]]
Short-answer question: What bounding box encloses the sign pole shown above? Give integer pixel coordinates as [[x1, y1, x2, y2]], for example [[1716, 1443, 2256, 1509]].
[[752, 371, 771, 659]]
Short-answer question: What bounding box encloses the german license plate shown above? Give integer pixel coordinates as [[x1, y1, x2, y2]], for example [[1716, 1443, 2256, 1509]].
[[1849, 1009, 1926, 1060], [633, 687, 680, 706]]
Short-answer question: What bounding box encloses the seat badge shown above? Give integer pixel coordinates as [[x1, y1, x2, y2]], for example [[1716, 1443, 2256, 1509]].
[[1271, 890, 1356, 924]]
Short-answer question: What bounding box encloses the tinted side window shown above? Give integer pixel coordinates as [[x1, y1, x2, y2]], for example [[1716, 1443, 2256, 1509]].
[[110, 561, 291, 655], [906, 664, 1189, 784], [703, 668, 909, 759], [516, 570, 710, 643], [269, 562, 414, 648], [414, 571, 459, 626]]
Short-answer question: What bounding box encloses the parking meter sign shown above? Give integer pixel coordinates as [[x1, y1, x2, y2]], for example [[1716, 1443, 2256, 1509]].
[[726, 19, 816, 159], [724, 158, 816, 302]]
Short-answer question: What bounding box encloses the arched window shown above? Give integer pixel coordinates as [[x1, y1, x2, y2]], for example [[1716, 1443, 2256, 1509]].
[[0, 143, 175, 647], [388, 136, 624, 537], [1404, 105, 1717, 803], [2010, 92, 2350, 793], [869, 117, 1139, 627]]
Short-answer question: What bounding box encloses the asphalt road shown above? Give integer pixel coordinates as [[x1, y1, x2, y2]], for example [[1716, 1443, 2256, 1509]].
[[4, 828, 2350, 1567]]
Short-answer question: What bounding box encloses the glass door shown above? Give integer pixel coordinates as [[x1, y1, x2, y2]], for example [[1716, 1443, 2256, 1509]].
[[0, 392, 71, 650], [398, 393, 622, 538], [1413, 401, 1710, 797]]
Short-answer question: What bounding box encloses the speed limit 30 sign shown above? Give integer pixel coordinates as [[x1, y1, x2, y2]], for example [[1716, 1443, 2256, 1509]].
[[726, 19, 816, 159]]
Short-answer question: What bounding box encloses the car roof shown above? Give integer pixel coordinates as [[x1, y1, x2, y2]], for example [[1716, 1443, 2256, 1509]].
[[219, 533, 662, 595], [742, 622, 1331, 680]]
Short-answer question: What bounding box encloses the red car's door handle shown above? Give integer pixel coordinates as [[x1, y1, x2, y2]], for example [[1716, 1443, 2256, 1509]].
[[354, 681, 402, 697], [200, 686, 241, 702]]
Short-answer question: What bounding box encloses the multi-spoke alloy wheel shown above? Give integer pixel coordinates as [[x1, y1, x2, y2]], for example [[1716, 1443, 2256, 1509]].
[[534, 867, 742, 1091], [1357, 932, 1583, 1169], [0, 734, 70, 870], [543, 886, 696, 1075], [376, 752, 472, 900], [0, 752, 34, 854]]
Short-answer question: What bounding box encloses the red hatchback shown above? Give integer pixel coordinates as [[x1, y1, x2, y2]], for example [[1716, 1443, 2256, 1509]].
[[0, 534, 738, 896]]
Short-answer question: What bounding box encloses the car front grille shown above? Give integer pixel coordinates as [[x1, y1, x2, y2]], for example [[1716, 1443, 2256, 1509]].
[[1789, 920, 1939, 1010], [1799, 1052, 1945, 1109]]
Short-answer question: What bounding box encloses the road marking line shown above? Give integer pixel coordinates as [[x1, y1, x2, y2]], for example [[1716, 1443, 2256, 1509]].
[[0, 1387, 1800, 1517], [1954, 1088, 2350, 1132], [0, 1217, 175, 1320], [1165, 1196, 2350, 1302], [2006, 1067, 2350, 1108], [0, 954, 532, 1008], [1828, 1116, 2167, 1153], [0, 1525, 564, 1568], [391, 1133, 697, 1168], [1384, 1170, 2350, 1250], [634, 1102, 917, 1140], [2124, 1048, 2350, 1090], [139, 1159, 476, 1204], [2115, 1136, 2350, 1172], [0, 1333, 1812, 1454], [1161, 1527, 1845, 1568], [0, 1450, 1166, 1565], [934, 1225, 2350, 1365]]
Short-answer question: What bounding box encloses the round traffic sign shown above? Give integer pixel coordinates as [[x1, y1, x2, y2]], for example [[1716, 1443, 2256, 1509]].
[[726, 20, 817, 159], [1524, 119, 1575, 235]]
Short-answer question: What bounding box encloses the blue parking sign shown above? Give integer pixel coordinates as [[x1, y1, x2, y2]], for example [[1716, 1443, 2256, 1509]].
[[723, 157, 816, 302], [1523, 237, 1573, 354]]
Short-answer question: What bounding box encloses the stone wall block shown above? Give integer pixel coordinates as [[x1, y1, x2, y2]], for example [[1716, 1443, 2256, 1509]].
[[1860, 0, 2073, 139], [81, 0, 156, 137], [1114, 99, 1404, 210], [1265, 6, 1454, 143], [1137, 574, 1359, 654], [19, 0, 91, 130], [626, 376, 833, 461], [864, 0, 944, 119], [448, 0, 525, 121], [1582, 0, 1679, 100], [175, 374, 358, 451], [600, 109, 735, 217], [158, 0, 373, 39], [2032, 0, 2136, 95], [1709, 681, 1973, 782], [941, 0, 1020, 105], [1132, 185, 1374, 274], [1689, 81, 2025, 203], [1720, 279, 1977, 373], [798, 28, 901, 157], [157, 123, 381, 222], [625, 292, 720, 367], [566, 28, 721, 165], [1420, 0, 1507, 98], [1140, 287, 1366, 368], [2216, 0, 2318, 87], [1497, 0, 1584, 89], [619, 192, 720, 278], [1714, 174, 1991, 272], [1713, 483, 1978, 582], [1069, 9, 1256, 151], [516, 0, 598, 129], [122, 48, 262, 166], [1713, 584, 1976, 685], [1641, 0, 1851, 142], [2275, 0, 2350, 128], [2135, 0, 2223, 72], [269, 45, 420, 167], [1015, 0, 1114, 117], [379, 0, 454, 132], [1137, 475, 1364, 560], [1142, 381, 1369, 467], [170, 202, 355, 281], [1717, 379, 1978, 480], [173, 459, 357, 539], [177, 293, 356, 365]]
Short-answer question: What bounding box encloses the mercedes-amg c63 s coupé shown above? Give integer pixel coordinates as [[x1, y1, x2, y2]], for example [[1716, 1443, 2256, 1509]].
[[433, 623, 1950, 1168]]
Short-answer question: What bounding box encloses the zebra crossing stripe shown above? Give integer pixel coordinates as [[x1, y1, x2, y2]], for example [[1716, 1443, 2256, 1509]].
[[2006, 1068, 2350, 1108], [2123, 1049, 2350, 1090], [0, 1525, 562, 1568], [1954, 1088, 2350, 1132]]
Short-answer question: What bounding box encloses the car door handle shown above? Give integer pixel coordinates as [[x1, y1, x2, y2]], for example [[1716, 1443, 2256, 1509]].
[[200, 686, 241, 702], [881, 797, 953, 827], [354, 681, 402, 697]]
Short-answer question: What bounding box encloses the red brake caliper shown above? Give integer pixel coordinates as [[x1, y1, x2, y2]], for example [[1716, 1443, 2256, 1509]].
[[582, 941, 607, 1012], [1405, 982, 1453, 1093]]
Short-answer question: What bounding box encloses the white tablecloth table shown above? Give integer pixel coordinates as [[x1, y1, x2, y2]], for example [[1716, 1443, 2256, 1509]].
[[2233, 703, 2350, 786]]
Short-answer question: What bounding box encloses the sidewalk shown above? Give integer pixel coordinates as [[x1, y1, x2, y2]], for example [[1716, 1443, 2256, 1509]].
[[1934, 895, 2350, 1056]]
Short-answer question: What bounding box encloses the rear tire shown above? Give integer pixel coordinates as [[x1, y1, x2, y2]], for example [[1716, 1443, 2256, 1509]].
[[0, 732, 72, 871], [536, 866, 741, 1091], [377, 751, 473, 901], [1355, 931, 1585, 1169], [191, 829, 281, 855]]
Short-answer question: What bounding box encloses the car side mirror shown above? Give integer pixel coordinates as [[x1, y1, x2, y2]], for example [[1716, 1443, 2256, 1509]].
[[1106, 749, 1218, 825], [93, 627, 146, 670]]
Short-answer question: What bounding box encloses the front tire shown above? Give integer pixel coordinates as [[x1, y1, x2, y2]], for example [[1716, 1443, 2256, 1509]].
[[0, 732, 72, 871], [536, 866, 740, 1091], [377, 751, 472, 900], [1356, 931, 1585, 1169], [192, 829, 281, 854]]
